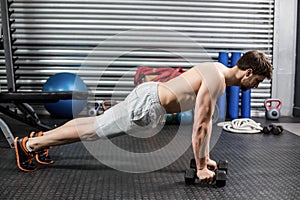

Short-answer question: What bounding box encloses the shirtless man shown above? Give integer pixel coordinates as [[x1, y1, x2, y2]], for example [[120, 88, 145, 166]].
[[14, 50, 272, 184]]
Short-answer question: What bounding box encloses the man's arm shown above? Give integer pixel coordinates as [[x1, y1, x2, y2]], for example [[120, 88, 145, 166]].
[[192, 82, 216, 183]]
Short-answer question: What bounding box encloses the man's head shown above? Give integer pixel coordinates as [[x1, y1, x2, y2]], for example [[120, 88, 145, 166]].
[[236, 50, 273, 90]]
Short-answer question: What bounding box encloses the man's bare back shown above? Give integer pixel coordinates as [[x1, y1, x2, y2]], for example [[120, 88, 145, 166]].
[[158, 62, 226, 113]]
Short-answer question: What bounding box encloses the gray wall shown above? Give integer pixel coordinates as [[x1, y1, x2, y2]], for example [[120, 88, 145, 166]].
[[273, 0, 298, 116], [294, 1, 300, 117]]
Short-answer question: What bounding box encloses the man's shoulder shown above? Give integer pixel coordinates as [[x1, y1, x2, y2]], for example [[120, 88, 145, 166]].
[[193, 62, 223, 76], [194, 62, 223, 69], [193, 62, 226, 97]]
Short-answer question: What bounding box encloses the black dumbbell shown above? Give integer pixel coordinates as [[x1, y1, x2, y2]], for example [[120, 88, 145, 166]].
[[185, 158, 228, 187], [273, 125, 283, 135], [214, 160, 228, 187], [262, 124, 283, 135], [184, 168, 227, 187]]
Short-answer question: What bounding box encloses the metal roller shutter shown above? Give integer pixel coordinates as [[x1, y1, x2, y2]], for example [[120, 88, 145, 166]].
[[4, 0, 274, 116], [0, 3, 7, 93]]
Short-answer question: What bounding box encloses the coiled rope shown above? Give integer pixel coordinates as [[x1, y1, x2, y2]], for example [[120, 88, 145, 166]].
[[217, 118, 263, 134]]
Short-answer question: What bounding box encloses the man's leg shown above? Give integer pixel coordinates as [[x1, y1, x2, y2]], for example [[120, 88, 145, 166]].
[[28, 115, 100, 151], [14, 115, 101, 172]]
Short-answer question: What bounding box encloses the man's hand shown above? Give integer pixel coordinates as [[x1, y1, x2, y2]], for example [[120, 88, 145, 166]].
[[197, 168, 215, 184], [207, 158, 217, 171]]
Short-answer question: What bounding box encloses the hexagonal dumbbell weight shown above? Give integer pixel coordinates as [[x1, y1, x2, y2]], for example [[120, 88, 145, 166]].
[[185, 158, 228, 187], [184, 168, 197, 185], [262, 124, 284, 135]]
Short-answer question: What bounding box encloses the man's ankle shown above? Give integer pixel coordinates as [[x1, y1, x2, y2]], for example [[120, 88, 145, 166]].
[[25, 140, 34, 152]]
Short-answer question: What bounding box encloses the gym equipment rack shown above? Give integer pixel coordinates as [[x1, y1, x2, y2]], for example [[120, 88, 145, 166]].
[[0, 0, 88, 147]]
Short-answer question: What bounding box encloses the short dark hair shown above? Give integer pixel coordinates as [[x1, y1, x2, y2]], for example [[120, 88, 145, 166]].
[[236, 50, 273, 79]]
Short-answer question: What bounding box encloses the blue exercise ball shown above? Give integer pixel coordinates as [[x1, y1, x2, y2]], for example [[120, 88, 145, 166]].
[[176, 110, 194, 125], [43, 72, 88, 118]]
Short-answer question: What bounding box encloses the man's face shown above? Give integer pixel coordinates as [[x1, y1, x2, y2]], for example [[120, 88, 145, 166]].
[[240, 73, 265, 91]]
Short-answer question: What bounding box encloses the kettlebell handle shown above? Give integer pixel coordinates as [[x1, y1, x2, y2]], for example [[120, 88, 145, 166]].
[[265, 99, 282, 110]]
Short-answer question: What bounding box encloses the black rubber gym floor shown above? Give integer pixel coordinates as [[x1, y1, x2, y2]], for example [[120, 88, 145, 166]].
[[0, 115, 299, 200]]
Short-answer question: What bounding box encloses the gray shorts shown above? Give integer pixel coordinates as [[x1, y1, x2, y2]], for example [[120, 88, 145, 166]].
[[94, 82, 166, 138]]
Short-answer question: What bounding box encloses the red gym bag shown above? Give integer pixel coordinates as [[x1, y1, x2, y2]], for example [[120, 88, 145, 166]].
[[134, 66, 185, 86]]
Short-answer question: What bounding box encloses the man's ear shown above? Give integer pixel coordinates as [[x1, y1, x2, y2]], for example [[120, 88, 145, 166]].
[[245, 69, 253, 77]]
